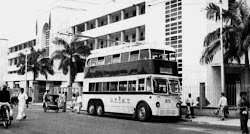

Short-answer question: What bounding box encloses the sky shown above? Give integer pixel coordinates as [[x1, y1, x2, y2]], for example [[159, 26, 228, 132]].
[[0, 0, 62, 42], [0, 0, 110, 42]]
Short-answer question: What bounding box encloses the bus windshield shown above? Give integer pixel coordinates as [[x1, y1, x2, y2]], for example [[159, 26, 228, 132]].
[[153, 78, 181, 94]]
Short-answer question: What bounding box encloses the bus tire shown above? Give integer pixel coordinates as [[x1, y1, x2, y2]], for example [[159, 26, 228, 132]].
[[96, 104, 104, 117], [88, 103, 96, 115], [136, 103, 151, 122]]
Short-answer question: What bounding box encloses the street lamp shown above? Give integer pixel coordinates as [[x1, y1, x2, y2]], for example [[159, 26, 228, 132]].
[[220, 0, 225, 93]]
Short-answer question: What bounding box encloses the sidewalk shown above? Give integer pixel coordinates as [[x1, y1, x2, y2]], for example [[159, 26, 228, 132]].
[[31, 103, 242, 127], [184, 116, 241, 127]]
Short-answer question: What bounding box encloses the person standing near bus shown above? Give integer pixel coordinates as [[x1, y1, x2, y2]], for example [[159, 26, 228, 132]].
[[16, 88, 28, 121], [238, 91, 250, 134], [185, 93, 195, 118], [74, 92, 82, 114], [218, 92, 228, 120]]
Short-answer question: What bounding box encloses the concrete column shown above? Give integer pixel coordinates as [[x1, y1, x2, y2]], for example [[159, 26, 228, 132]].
[[136, 5, 140, 16], [236, 81, 241, 104], [94, 39, 98, 49], [136, 27, 140, 42], [121, 10, 125, 20], [107, 34, 111, 47], [120, 31, 125, 43], [84, 22, 88, 31], [107, 14, 111, 24], [95, 19, 99, 28]]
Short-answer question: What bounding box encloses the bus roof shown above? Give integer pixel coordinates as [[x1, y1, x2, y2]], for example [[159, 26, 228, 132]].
[[87, 42, 176, 59]]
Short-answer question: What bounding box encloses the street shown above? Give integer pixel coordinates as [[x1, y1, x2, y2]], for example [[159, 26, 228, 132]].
[[1, 105, 241, 134]]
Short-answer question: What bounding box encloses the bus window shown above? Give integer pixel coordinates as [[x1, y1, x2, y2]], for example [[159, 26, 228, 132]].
[[130, 50, 139, 61], [146, 77, 152, 91], [98, 57, 105, 65], [138, 79, 145, 91], [103, 82, 110, 91], [121, 52, 129, 62], [170, 53, 176, 61], [153, 79, 168, 93], [95, 82, 102, 91], [91, 58, 97, 66], [112, 54, 120, 64], [151, 49, 164, 59], [165, 51, 170, 61], [110, 82, 118, 91], [119, 81, 127, 91], [105, 55, 112, 64], [140, 49, 149, 60], [128, 81, 136, 91], [169, 79, 180, 93], [89, 83, 95, 91], [87, 59, 91, 67]]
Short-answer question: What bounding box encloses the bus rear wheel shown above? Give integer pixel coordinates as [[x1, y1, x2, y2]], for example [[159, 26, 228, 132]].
[[88, 104, 96, 115], [137, 103, 151, 121], [96, 105, 104, 117]]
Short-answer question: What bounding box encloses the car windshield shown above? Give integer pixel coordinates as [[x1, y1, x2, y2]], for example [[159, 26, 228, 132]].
[[153, 78, 181, 94]]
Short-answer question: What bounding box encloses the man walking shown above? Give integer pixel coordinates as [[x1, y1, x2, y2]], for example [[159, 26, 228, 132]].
[[185, 93, 195, 118], [238, 91, 249, 134], [218, 92, 228, 120]]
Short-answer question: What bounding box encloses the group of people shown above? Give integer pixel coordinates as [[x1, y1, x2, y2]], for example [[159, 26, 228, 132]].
[[185, 92, 250, 134], [0, 84, 28, 121], [43, 90, 82, 114], [71, 92, 82, 114]]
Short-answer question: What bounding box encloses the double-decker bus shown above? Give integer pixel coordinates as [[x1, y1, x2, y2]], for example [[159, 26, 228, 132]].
[[82, 42, 181, 121]]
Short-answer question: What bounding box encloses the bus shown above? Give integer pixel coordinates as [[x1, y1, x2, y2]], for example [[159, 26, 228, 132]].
[[81, 42, 181, 121]]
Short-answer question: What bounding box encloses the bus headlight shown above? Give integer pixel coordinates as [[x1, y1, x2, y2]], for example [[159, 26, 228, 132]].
[[176, 103, 180, 108], [156, 102, 160, 108]]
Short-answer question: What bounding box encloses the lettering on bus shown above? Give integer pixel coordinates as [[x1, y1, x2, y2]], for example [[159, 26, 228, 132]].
[[110, 96, 130, 104]]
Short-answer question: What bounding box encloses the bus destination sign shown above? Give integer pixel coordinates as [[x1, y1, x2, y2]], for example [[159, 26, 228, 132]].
[[160, 67, 173, 74]]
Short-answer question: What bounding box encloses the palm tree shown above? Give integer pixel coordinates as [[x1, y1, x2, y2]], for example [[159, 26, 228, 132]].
[[51, 34, 91, 87], [200, 0, 250, 84], [17, 47, 54, 81]]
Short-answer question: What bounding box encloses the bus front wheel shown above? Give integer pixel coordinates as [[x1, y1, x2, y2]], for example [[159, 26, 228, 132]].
[[137, 103, 151, 121]]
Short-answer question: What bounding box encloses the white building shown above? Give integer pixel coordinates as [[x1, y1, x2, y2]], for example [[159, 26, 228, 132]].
[[4, 0, 247, 105], [0, 37, 8, 87]]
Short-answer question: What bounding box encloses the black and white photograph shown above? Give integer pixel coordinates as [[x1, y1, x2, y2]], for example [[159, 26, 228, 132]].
[[0, 0, 250, 133]]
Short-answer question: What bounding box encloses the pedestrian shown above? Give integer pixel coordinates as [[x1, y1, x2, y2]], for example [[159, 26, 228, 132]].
[[185, 93, 195, 118], [71, 94, 76, 112], [61, 92, 67, 112], [43, 89, 49, 107], [16, 88, 28, 121], [238, 91, 250, 134], [74, 92, 82, 114], [218, 92, 228, 120]]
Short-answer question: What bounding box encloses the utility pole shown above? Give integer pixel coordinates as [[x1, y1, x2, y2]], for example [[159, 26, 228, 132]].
[[220, 0, 225, 93], [25, 49, 28, 93]]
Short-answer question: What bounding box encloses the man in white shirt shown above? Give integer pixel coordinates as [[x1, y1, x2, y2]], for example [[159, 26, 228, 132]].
[[185, 93, 195, 118], [218, 92, 228, 120]]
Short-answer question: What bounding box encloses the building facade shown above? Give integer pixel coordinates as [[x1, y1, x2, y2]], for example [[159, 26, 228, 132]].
[[4, 0, 248, 105]]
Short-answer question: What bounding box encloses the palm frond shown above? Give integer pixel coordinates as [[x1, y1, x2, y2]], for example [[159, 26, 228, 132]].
[[200, 39, 221, 64]]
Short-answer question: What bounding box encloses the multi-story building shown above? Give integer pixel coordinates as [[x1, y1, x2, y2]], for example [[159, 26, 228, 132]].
[[4, 0, 248, 105]]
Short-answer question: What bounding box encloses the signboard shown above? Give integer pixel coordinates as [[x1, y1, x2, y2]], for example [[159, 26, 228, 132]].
[[160, 67, 173, 74]]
